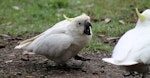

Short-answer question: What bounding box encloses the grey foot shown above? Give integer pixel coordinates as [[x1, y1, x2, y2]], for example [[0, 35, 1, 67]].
[[74, 55, 90, 61]]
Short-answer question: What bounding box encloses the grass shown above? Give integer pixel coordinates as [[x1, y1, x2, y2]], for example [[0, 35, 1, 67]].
[[0, 0, 150, 53]]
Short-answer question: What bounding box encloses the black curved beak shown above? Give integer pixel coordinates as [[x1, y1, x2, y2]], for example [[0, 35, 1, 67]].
[[84, 21, 92, 35]]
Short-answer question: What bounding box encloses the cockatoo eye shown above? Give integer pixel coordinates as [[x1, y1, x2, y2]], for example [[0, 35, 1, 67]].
[[78, 22, 81, 25]]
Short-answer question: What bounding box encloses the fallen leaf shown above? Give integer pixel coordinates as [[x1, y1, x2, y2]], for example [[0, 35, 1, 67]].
[[119, 20, 125, 25], [106, 37, 120, 41], [5, 60, 13, 63], [0, 34, 11, 38], [98, 34, 107, 42], [98, 34, 120, 46], [12, 6, 20, 10], [23, 51, 35, 55], [107, 37, 120, 46], [25, 76, 35, 78], [103, 18, 111, 24], [126, 20, 137, 23], [0, 34, 22, 41]]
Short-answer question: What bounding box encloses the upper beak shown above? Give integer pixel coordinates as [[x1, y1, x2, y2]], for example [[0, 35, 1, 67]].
[[136, 8, 146, 22], [85, 21, 92, 27], [84, 21, 92, 35]]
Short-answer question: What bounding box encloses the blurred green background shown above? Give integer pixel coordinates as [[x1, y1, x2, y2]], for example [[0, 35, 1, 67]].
[[0, 0, 149, 53]]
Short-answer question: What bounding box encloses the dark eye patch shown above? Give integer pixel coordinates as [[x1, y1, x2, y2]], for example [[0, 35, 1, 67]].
[[78, 22, 81, 25]]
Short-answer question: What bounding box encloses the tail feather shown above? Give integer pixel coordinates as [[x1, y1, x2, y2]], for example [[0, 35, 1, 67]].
[[15, 34, 41, 49], [102, 58, 138, 66], [15, 42, 31, 49], [19, 34, 41, 45]]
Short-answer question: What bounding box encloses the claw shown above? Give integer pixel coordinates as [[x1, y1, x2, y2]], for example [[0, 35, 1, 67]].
[[74, 55, 90, 61]]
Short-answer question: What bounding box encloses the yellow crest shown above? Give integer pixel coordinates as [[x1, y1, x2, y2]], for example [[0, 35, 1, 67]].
[[63, 14, 74, 21], [135, 8, 146, 22]]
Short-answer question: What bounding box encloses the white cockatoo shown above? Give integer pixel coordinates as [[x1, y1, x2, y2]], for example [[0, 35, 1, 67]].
[[15, 13, 92, 65], [102, 8, 150, 78]]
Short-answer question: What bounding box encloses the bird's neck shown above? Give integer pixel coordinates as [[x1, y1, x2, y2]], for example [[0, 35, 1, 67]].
[[136, 20, 150, 28]]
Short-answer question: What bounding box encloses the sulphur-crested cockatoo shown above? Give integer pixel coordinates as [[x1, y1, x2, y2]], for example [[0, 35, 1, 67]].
[[15, 13, 92, 65], [102, 8, 150, 78]]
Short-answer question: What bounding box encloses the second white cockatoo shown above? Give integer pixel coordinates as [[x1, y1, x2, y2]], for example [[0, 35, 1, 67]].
[[15, 13, 92, 65], [102, 8, 150, 78]]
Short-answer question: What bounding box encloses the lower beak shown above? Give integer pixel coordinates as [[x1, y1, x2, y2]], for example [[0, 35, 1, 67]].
[[84, 21, 92, 35]]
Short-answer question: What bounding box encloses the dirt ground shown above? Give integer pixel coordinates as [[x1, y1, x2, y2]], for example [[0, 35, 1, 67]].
[[0, 37, 142, 78]]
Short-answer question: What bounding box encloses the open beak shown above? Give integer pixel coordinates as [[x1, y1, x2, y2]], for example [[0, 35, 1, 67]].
[[84, 21, 92, 35], [136, 8, 146, 22]]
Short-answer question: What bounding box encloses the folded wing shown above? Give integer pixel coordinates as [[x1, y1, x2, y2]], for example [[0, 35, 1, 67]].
[[15, 20, 70, 50]]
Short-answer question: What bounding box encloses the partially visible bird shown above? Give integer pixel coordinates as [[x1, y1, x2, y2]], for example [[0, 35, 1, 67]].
[[102, 8, 150, 78], [15, 13, 92, 65]]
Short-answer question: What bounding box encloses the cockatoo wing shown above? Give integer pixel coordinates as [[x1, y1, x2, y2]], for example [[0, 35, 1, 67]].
[[15, 20, 70, 49], [126, 34, 150, 64], [112, 29, 139, 62], [29, 34, 73, 58], [102, 29, 139, 65]]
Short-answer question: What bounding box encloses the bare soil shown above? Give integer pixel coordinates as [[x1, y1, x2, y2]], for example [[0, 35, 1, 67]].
[[0, 37, 142, 78]]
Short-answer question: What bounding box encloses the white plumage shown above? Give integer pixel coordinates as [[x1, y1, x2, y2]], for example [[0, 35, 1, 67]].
[[102, 9, 150, 77], [15, 14, 92, 64]]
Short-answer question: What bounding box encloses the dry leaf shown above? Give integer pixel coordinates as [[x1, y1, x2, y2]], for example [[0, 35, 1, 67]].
[[119, 20, 125, 25], [98, 34, 120, 46], [106, 37, 120, 41], [126, 20, 137, 23], [106, 37, 120, 46], [0, 34, 11, 38], [12, 6, 20, 10], [103, 18, 111, 24], [0, 34, 18, 40], [23, 51, 35, 55], [98, 34, 107, 42], [5, 60, 13, 63], [26, 76, 35, 78]]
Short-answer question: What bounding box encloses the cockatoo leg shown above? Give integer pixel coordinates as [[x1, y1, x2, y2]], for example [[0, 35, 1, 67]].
[[74, 55, 90, 61]]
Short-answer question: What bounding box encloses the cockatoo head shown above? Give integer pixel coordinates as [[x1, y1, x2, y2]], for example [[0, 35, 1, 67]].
[[136, 8, 150, 26], [64, 14, 92, 35]]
